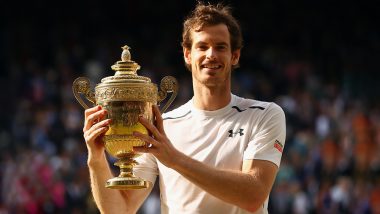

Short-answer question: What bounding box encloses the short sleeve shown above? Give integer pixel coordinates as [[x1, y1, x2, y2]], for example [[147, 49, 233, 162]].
[[243, 103, 286, 167], [133, 153, 159, 185]]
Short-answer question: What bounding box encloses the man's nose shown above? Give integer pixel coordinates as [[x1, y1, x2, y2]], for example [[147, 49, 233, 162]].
[[206, 47, 217, 60]]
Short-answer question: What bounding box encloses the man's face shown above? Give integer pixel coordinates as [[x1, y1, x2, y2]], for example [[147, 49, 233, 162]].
[[184, 24, 240, 87]]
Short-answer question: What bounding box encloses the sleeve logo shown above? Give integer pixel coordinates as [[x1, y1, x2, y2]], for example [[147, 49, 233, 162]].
[[274, 140, 284, 153]]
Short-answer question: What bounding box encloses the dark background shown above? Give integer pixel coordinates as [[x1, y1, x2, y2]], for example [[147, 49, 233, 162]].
[[1, 1, 379, 213]]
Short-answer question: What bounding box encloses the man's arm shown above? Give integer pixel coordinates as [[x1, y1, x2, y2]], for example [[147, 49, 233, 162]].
[[133, 105, 282, 213], [87, 154, 153, 214], [172, 156, 277, 212], [83, 106, 153, 214]]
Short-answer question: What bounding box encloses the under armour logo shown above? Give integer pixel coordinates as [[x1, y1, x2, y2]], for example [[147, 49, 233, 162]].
[[228, 129, 244, 137]]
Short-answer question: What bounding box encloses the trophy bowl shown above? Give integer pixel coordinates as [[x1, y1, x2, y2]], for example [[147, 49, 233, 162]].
[[72, 45, 178, 189]]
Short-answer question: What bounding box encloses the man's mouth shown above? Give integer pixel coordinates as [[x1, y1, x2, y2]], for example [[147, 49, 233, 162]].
[[201, 64, 222, 69]]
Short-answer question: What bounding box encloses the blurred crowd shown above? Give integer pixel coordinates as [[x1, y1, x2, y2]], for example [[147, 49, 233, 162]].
[[1, 1, 379, 213]]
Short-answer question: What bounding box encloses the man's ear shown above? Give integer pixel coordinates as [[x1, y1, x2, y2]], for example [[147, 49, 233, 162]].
[[183, 47, 191, 65], [231, 49, 241, 66]]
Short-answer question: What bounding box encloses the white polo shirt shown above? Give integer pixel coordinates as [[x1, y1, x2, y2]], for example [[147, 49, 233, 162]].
[[134, 94, 286, 214]]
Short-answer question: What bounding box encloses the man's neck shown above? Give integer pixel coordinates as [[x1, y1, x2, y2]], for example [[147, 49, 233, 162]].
[[192, 84, 231, 111]]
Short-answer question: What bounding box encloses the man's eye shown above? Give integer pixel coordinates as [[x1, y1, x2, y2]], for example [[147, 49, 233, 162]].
[[197, 46, 208, 50], [216, 46, 227, 50]]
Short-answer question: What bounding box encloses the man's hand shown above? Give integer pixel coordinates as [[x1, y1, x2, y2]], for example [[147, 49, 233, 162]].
[[83, 105, 111, 159], [133, 105, 182, 168]]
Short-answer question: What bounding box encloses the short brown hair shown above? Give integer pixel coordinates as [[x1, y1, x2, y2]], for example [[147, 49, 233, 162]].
[[181, 2, 243, 52]]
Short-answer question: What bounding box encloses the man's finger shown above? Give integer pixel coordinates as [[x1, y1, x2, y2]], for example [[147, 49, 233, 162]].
[[133, 131, 159, 147], [85, 126, 109, 144], [85, 105, 102, 118], [84, 119, 111, 139], [153, 105, 165, 134], [83, 109, 107, 132], [138, 116, 162, 140], [133, 146, 148, 153]]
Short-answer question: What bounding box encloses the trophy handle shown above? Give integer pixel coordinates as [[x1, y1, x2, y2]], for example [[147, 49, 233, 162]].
[[72, 77, 96, 109], [158, 76, 178, 113]]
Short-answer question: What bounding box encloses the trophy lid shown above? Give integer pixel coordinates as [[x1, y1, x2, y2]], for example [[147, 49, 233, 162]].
[[99, 45, 152, 85]]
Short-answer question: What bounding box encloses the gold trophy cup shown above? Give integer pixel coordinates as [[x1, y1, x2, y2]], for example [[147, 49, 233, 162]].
[[72, 45, 178, 189]]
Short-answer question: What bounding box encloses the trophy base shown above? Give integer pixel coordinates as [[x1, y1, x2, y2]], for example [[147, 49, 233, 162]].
[[106, 176, 149, 189]]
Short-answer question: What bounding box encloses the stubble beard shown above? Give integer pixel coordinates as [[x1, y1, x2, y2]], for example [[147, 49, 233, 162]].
[[192, 69, 231, 88]]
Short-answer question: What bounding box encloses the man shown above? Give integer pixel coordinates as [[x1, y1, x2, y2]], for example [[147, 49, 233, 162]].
[[83, 2, 286, 214]]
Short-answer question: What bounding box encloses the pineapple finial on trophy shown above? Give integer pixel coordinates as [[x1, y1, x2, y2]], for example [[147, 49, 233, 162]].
[[121, 45, 131, 61], [111, 45, 141, 76]]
